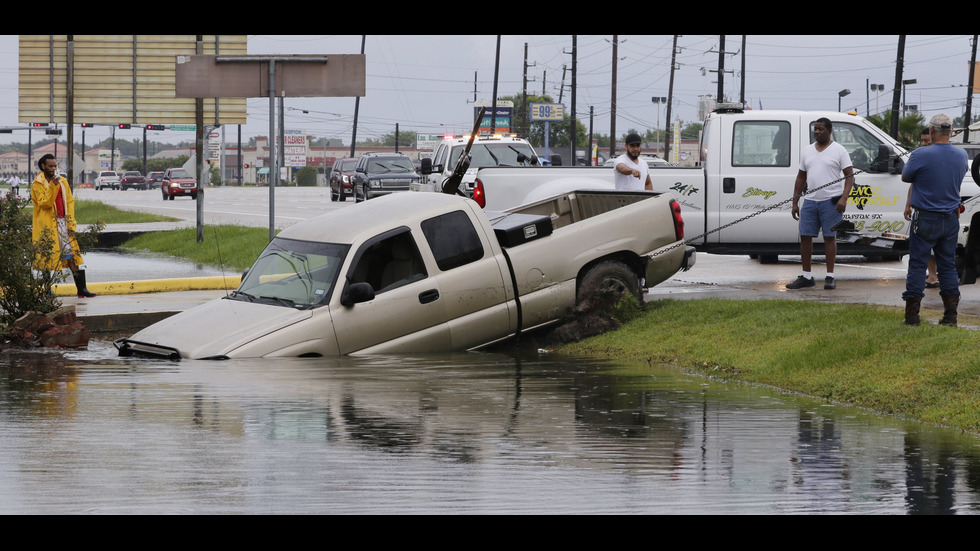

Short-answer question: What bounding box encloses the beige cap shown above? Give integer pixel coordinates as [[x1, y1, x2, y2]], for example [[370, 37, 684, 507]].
[[929, 113, 953, 129]]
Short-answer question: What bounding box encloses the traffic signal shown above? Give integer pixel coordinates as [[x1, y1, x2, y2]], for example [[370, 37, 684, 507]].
[[30, 122, 49, 127], [244, 163, 250, 169], [80, 123, 94, 127], [118, 124, 131, 129], [145, 124, 166, 131]]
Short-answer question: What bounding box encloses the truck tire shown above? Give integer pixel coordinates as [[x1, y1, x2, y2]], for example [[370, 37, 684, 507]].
[[577, 261, 641, 306]]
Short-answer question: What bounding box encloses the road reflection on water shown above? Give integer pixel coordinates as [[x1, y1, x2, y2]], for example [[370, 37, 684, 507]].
[[2, 342, 980, 514]]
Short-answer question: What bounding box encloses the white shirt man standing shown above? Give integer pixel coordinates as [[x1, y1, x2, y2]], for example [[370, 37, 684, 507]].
[[614, 133, 653, 191]]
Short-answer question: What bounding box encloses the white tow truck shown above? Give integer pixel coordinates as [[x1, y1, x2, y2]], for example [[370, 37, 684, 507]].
[[472, 104, 980, 281]]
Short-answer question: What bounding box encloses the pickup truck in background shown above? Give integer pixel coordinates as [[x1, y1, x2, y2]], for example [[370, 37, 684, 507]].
[[116, 190, 694, 359], [94, 171, 120, 190], [474, 103, 980, 281], [413, 133, 541, 197]]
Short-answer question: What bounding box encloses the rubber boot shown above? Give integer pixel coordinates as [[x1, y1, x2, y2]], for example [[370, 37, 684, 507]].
[[72, 270, 97, 298], [904, 297, 921, 326], [939, 294, 959, 327]]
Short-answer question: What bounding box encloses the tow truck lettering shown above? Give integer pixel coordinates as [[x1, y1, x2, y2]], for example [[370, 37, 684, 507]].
[[840, 217, 906, 232], [847, 186, 900, 207], [670, 182, 699, 196], [741, 187, 777, 200]]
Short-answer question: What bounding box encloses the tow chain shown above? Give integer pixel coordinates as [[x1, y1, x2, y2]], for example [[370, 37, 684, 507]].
[[649, 153, 907, 259]]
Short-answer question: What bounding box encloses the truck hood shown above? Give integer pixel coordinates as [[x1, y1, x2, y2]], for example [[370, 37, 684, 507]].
[[116, 297, 315, 360]]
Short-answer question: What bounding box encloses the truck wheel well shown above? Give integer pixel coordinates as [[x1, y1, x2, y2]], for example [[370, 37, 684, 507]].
[[576, 253, 644, 299]]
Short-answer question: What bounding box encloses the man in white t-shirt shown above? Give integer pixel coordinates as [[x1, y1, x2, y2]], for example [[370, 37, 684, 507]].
[[613, 133, 653, 191], [8, 174, 21, 196], [786, 118, 854, 290]]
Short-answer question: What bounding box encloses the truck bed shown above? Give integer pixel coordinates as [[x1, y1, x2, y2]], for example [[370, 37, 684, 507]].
[[501, 189, 655, 230]]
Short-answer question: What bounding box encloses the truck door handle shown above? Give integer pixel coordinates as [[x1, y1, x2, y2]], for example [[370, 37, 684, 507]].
[[419, 289, 440, 304], [723, 177, 735, 193]]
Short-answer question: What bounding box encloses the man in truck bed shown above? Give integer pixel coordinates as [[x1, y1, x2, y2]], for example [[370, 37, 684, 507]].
[[787, 117, 855, 290]]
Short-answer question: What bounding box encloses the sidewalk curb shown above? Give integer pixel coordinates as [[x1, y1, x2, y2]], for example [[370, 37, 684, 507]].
[[52, 276, 238, 296]]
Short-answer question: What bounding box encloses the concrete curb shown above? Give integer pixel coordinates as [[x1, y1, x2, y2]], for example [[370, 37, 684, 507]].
[[52, 276, 238, 296]]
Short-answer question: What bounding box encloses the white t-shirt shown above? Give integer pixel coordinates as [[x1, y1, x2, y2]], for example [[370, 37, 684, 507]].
[[613, 154, 649, 191], [799, 141, 852, 201]]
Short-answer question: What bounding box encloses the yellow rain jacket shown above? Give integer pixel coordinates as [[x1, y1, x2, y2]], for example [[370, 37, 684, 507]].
[[31, 172, 84, 271]]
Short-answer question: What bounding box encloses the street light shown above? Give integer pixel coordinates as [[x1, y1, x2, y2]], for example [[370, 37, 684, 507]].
[[652, 96, 667, 156], [838, 89, 851, 112], [902, 78, 917, 115], [870, 83, 884, 115]]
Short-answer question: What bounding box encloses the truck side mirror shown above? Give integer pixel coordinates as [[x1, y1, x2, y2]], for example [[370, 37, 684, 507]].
[[419, 157, 432, 175], [341, 282, 375, 307], [875, 144, 905, 175]]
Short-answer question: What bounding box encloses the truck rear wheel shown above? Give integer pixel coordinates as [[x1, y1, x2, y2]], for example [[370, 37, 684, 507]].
[[577, 261, 641, 306]]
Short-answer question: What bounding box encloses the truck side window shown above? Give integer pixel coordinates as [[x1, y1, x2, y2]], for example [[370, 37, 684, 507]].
[[350, 231, 427, 293], [732, 121, 791, 167], [421, 210, 485, 271], [812, 121, 880, 171]]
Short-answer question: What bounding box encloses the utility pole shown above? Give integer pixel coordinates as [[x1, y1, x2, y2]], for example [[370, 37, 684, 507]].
[[570, 35, 577, 166], [965, 35, 977, 142], [717, 35, 725, 102], [350, 35, 365, 158], [665, 35, 678, 161], [740, 35, 746, 106], [610, 35, 618, 159], [889, 36, 906, 140]]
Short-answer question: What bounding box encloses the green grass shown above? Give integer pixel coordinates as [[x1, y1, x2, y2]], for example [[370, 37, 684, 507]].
[[73, 199, 181, 224], [557, 298, 980, 434], [120, 225, 273, 272]]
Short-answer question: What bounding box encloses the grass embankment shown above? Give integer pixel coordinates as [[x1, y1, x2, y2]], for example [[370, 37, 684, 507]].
[[558, 298, 980, 434], [73, 199, 180, 225], [119, 226, 270, 272], [73, 199, 270, 271]]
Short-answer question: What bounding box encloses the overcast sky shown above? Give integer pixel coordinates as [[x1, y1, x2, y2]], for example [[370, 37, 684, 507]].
[[0, 35, 976, 147]]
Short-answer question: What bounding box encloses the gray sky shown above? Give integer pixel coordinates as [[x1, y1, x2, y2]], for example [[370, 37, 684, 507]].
[[0, 35, 976, 147]]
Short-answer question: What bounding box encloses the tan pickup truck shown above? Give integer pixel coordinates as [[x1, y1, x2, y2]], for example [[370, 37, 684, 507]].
[[116, 190, 694, 360]]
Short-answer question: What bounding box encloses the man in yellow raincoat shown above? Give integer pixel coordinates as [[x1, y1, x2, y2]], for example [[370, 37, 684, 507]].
[[31, 153, 97, 297]]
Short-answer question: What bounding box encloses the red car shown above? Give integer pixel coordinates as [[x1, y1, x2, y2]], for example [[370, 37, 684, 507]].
[[120, 171, 147, 190], [161, 168, 198, 200], [329, 158, 357, 202]]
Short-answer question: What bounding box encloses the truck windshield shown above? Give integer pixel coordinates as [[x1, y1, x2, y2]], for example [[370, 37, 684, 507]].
[[450, 143, 537, 169], [231, 237, 350, 309]]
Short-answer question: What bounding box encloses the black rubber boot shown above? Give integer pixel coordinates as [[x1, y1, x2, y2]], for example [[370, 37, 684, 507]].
[[904, 297, 921, 326], [72, 270, 97, 298], [939, 294, 959, 327]]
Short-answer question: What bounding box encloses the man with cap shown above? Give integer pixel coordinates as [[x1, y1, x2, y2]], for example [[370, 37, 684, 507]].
[[901, 113, 968, 326], [613, 133, 653, 191]]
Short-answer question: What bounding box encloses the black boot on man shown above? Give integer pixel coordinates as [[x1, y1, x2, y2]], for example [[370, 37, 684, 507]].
[[939, 294, 959, 327], [904, 297, 921, 326], [72, 270, 97, 298]]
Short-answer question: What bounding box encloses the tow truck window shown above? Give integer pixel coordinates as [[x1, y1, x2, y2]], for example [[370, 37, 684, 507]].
[[420, 210, 485, 271], [812, 122, 882, 171], [732, 121, 791, 167]]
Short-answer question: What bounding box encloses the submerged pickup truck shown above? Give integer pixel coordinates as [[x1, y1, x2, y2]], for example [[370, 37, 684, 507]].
[[473, 104, 980, 280], [115, 190, 694, 360]]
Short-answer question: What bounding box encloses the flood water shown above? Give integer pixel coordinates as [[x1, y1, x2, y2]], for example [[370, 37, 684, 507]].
[[3, 344, 980, 514]]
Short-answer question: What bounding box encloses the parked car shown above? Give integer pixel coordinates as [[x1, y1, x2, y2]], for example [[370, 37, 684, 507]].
[[329, 158, 357, 202], [146, 171, 165, 189], [120, 171, 147, 190], [95, 171, 120, 190], [352, 153, 420, 202], [161, 168, 198, 200]]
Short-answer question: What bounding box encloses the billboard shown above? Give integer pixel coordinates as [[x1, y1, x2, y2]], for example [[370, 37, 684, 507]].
[[18, 35, 248, 126]]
